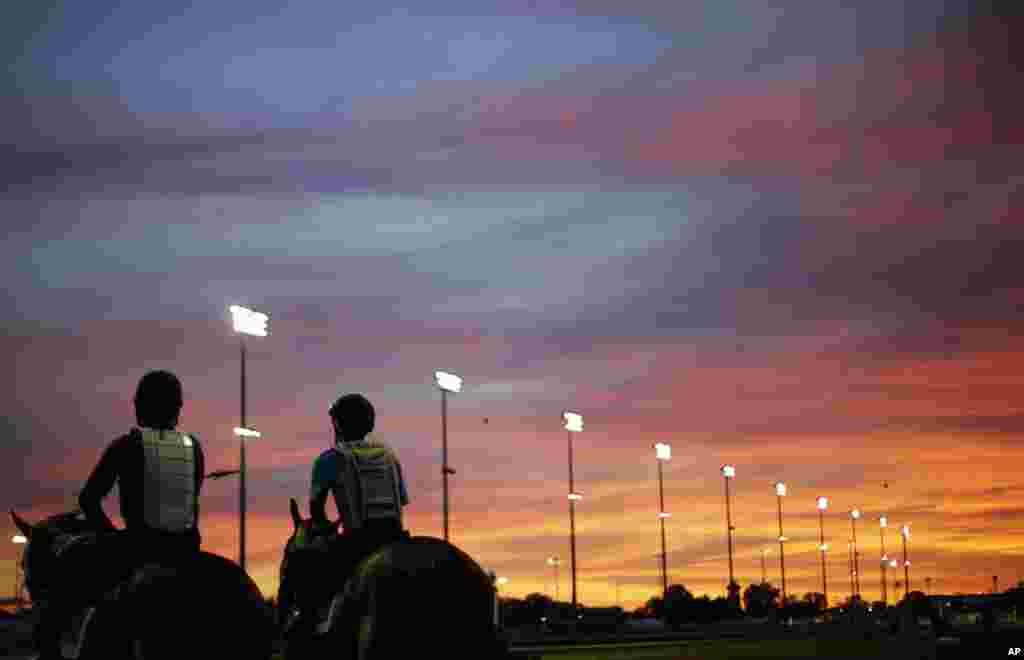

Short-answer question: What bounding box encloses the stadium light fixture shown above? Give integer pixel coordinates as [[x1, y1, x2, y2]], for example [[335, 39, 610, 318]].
[[434, 371, 463, 393], [229, 305, 268, 337], [563, 411, 583, 432]]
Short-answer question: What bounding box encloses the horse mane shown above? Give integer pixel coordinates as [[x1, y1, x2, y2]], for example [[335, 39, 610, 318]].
[[37, 510, 98, 536]]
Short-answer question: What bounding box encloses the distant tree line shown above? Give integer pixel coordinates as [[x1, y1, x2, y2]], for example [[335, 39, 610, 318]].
[[498, 593, 624, 632], [639, 582, 838, 625], [498, 582, 839, 629]]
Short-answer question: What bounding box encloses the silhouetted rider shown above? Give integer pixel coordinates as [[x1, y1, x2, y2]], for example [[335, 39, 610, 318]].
[[34, 370, 205, 660], [79, 370, 205, 550], [309, 394, 409, 595]]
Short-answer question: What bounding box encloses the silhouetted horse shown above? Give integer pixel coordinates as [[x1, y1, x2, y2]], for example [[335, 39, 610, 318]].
[[11, 508, 274, 660], [278, 498, 506, 660]]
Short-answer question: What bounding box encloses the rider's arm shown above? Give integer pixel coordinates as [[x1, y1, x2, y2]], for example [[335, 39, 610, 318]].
[[193, 435, 205, 521], [394, 458, 410, 507], [309, 453, 334, 531], [78, 435, 125, 532], [310, 488, 330, 529]]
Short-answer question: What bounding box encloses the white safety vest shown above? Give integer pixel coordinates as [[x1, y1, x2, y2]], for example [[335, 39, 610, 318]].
[[139, 428, 197, 534], [333, 444, 402, 530]]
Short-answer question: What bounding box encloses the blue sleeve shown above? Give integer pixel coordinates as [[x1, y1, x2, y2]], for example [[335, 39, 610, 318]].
[[310, 451, 334, 501], [395, 458, 410, 506]]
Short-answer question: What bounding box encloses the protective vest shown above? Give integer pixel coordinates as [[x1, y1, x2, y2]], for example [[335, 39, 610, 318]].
[[139, 428, 197, 534], [332, 444, 402, 531]]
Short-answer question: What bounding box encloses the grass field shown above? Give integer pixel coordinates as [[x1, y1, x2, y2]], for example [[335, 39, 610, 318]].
[[513, 638, 906, 660], [265, 638, 925, 660], [264, 641, 897, 660]]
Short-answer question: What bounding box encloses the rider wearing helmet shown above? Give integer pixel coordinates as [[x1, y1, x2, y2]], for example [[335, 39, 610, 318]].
[[79, 370, 205, 550], [34, 370, 205, 660], [309, 394, 409, 594]]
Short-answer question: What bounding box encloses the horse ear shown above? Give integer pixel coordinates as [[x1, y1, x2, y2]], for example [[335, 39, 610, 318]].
[[289, 498, 302, 529], [10, 509, 33, 540]]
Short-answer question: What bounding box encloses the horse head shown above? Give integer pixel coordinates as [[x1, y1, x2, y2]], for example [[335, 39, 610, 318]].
[[277, 498, 339, 614], [276, 500, 502, 658], [9, 508, 98, 600], [282, 497, 340, 556]]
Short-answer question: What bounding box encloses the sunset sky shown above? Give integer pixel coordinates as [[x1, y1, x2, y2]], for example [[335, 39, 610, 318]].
[[3, 0, 1023, 610]]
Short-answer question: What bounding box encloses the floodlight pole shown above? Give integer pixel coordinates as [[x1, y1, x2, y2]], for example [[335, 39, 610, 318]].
[[550, 557, 560, 602], [239, 336, 247, 572], [848, 541, 855, 600], [880, 522, 887, 605], [442, 387, 449, 542], [724, 474, 735, 594], [819, 507, 828, 608], [568, 428, 578, 612], [761, 549, 767, 584], [776, 491, 787, 602], [902, 530, 909, 599], [658, 458, 667, 601], [851, 515, 860, 598]]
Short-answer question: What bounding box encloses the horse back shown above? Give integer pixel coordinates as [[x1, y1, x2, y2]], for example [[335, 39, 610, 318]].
[[349, 535, 494, 610], [339, 535, 502, 658], [124, 550, 264, 601]]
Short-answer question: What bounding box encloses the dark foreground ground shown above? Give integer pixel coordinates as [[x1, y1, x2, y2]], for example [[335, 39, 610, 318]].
[[2, 610, 1019, 659]]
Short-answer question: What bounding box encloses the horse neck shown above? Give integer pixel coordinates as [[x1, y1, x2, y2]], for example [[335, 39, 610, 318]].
[[29, 513, 99, 574]]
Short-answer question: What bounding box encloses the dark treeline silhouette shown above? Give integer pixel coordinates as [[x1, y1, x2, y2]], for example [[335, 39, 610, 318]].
[[497, 583, 848, 630], [640, 583, 833, 625], [499, 593, 625, 632], [742, 582, 780, 617], [495, 578, 1024, 639]]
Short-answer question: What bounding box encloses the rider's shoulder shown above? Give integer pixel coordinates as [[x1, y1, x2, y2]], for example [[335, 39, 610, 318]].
[[127, 428, 202, 445], [363, 435, 394, 450], [115, 429, 142, 448], [314, 447, 340, 463]]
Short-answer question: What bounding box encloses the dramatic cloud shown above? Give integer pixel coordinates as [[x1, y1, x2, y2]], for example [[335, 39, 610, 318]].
[[4, 0, 1023, 606]]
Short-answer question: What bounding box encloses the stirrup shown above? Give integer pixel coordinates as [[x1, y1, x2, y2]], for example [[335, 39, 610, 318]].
[[314, 596, 340, 636], [66, 606, 97, 660], [314, 588, 353, 636]]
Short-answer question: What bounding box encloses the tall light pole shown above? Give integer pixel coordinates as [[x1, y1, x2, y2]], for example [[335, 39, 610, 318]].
[[12, 535, 26, 608], [888, 556, 897, 601], [722, 465, 736, 599], [901, 524, 910, 599], [434, 371, 462, 542], [232, 426, 261, 572], [850, 508, 861, 599], [229, 304, 268, 573], [775, 482, 788, 602], [564, 411, 584, 613], [817, 496, 829, 608], [879, 515, 888, 605], [654, 443, 671, 602], [848, 540, 855, 600], [548, 556, 561, 601]]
